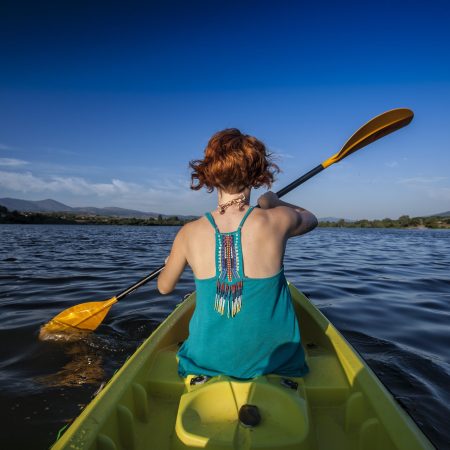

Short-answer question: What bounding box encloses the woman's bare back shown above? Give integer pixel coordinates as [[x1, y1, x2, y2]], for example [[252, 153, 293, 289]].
[[184, 207, 288, 280], [157, 194, 317, 295]]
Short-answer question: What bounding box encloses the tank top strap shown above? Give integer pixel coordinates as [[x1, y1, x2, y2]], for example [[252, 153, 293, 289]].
[[237, 206, 255, 230], [204, 212, 219, 231]]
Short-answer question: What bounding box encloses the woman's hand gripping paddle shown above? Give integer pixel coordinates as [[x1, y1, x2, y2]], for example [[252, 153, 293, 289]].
[[39, 108, 414, 339]]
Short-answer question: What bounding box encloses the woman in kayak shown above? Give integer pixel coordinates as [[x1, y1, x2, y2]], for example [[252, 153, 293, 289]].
[[158, 128, 317, 379]]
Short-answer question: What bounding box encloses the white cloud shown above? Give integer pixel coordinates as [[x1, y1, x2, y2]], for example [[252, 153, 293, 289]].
[[44, 147, 79, 156], [0, 170, 138, 196], [272, 152, 294, 160], [0, 169, 205, 214], [398, 176, 447, 185], [397, 176, 450, 202], [0, 144, 13, 151], [0, 158, 28, 167], [385, 161, 398, 168], [269, 147, 295, 161], [427, 187, 450, 201]]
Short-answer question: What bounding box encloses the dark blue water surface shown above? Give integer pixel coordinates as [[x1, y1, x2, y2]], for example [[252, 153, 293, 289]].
[[0, 225, 449, 449]]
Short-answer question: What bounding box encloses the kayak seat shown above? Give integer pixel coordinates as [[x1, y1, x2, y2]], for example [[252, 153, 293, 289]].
[[173, 375, 314, 450]]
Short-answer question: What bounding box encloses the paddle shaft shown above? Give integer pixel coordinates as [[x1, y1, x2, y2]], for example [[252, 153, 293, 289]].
[[116, 264, 165, 301], [275, 164, 324, 199]]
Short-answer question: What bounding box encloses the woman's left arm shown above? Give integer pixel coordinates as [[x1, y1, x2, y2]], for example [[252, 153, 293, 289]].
[[157, 226, 188, 294]]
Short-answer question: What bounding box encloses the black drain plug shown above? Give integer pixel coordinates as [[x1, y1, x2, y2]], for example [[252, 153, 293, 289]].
[[238, 404, 261, 427]]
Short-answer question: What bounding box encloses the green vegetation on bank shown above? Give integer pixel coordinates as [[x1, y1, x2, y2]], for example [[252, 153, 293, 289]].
[[319, 215, 450, 229], [1, 206, 449, 228], [0, 206, 191, 226]]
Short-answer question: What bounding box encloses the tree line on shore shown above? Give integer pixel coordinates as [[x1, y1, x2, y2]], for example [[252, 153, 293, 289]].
[[0, 206, 188, 226], [319, 215, 450, 229], [1, 205, 449, 228]]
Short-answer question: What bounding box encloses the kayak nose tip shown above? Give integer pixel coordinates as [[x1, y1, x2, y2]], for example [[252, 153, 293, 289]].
[[238, 404, 261, 427]]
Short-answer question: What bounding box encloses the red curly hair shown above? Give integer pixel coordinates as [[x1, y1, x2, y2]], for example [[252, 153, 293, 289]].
[[190, 129, 279, 193]]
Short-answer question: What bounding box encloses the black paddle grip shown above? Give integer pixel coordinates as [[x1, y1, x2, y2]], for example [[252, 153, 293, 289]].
[[275, 164, 324, 199]]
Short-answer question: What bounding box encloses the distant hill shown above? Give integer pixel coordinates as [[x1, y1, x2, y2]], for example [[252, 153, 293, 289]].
[[433, 211, 450, 217], [0, 197, 195, 219], [0, 198, 73, 212], [71, 206, 160, 218]]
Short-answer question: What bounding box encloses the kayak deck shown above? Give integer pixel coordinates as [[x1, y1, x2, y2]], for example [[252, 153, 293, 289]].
[[53, 284, 433, 450]]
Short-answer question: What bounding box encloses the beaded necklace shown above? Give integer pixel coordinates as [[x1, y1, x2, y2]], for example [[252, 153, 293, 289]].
[[218, 193, 247, 214]]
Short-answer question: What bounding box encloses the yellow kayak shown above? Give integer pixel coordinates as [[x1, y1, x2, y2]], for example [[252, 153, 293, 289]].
[[52, 283, 433, 450]]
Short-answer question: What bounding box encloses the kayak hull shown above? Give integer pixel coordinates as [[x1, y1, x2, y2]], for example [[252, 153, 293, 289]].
[[52, 284, 433, 450]]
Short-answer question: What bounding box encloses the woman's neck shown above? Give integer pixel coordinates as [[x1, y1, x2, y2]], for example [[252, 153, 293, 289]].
[[217, 188, 251, 213]]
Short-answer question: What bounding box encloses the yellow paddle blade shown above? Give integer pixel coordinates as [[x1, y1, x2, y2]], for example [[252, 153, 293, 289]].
[[39, 297, 118, 339], [322, 108, 414, 168]]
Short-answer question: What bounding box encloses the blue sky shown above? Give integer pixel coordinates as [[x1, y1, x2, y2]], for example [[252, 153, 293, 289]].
[[0, 0, 449, 219]]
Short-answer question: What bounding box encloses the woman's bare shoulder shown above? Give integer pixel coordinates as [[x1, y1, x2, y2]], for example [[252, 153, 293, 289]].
[[179, 216, 211, 238], [253, 205, 294, 225]]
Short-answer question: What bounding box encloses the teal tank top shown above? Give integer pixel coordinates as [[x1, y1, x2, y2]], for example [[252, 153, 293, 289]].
[[177, 206, 309, 379]]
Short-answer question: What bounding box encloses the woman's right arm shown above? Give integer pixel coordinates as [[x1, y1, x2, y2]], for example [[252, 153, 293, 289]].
[[157, 225, 188, 294], [257, 191, 318, 237]]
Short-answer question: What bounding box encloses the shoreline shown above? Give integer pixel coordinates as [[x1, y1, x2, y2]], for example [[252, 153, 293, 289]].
[[1, 206, 449, 229], [1, 221, 449, 230]]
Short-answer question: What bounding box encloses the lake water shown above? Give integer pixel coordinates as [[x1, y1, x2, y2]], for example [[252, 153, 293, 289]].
[[0, 224, 449, 449]]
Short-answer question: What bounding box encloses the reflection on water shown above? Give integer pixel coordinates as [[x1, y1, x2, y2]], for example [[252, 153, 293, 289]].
[[36, 340, 104, 388], [39, 328, 92, 343], [0, 224, 449, 448]]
